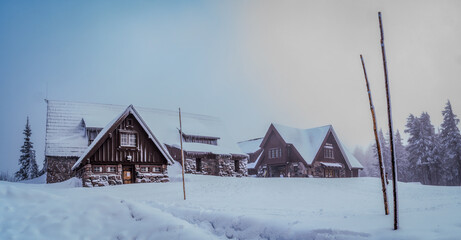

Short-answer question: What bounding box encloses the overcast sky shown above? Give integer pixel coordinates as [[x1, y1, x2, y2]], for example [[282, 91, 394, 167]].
[[1, 0, 460, 173]]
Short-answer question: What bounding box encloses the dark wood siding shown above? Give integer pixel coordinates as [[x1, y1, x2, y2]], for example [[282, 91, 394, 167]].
[[88, 114, 167, 165], [312, 132, 353, 177]]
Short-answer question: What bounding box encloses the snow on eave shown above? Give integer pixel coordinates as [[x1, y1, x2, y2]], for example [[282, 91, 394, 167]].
[[329, 127, 364, 169], [248, 149, 264, 169]]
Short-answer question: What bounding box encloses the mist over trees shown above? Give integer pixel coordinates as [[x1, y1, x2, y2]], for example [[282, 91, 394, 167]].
[[355, 100, 461, 186]]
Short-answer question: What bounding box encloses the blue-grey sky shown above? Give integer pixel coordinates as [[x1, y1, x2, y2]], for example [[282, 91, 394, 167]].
[[1, 0, 460, 173]]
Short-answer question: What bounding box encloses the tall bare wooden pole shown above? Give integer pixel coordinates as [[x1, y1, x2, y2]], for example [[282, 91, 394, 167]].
[[179, 108, 186, 200], [378, 12, 398, 230], [360, 54, 389, 216]]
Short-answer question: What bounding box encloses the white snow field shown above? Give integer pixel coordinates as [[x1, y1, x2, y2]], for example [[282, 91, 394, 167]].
[[1, 169, 461, 240]]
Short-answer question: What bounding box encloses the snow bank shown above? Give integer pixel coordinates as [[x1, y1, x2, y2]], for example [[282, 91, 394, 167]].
[[0, 181, 216, 240], [19, 173, 47, 184], [1, 176, 461, 240]]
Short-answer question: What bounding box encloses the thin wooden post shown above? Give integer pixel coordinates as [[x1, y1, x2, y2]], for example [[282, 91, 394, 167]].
[[360, 54, 389, 216], [378, 12, 399, 230], [179, 108, 186, 200]]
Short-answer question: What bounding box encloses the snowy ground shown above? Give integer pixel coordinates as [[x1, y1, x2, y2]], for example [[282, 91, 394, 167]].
[[1, 167, 461, 240]]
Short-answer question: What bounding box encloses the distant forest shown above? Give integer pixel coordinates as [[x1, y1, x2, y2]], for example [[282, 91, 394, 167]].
[[355, 101, 461, 186]]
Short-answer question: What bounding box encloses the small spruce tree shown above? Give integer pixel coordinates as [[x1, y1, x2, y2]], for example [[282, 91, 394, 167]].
[[439, 100, 461, 185], [15, 117, 38, 180]]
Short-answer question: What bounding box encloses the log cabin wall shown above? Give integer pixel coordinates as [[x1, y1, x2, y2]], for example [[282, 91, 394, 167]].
[[88, 113, 167, 166]]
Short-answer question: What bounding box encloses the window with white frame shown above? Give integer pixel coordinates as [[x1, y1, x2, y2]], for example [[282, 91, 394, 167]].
[[107, 166, 116, 173], [121, 133, 137, 147], [93, 166, 102, 173], [152, 166, 161, 173], [268, 148, 282, 159], [324, 143, 334, 159], [140, 167, 148, 172]]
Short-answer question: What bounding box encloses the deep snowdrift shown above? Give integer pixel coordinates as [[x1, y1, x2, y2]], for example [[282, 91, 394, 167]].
[[1, 175, 460, 240]]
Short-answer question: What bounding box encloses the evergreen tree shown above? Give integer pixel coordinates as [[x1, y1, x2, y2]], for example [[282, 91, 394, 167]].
[[439, 100, 461, 185], [15, 117, 38, 180], [405, 113, 438, 185], [394, 130, 409, 182], [405, 114, 420, 182], [373, 129, 391, 180], [418, 112, 437, 185]]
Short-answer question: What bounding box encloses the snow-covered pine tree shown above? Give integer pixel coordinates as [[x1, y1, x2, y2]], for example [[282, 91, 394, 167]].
[[15, 117, 38, 180], [439, 100, 461, 186], [374, 129, 391, 181], [405, 114, 424, 183], [418, 112, 438, 185], [394, 130, 409, 182]]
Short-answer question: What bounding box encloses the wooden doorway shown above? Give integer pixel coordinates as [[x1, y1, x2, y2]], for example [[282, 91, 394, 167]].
[[122, 166, 134, 184]]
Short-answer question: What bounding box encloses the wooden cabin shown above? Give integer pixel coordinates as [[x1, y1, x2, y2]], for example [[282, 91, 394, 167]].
[[44, 100, 247, 186], [72, 105, 172, 187], [240, 123, 363, 178]]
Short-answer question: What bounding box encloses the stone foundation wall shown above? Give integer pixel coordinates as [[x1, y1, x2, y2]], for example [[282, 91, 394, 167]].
[[134, 165, 169, 183], [184, 157, 248, 177], [80, 164, 169, 187], [312, 161, 346, 178], [46, 156, 78, 183]]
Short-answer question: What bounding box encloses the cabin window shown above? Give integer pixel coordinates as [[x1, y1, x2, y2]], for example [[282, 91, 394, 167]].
[[140, 167, 149, 172], [93, 166, 102, 173], [234, 160, 240, 172], [126, 118, 133, 127], [196, 158, 202, 172], [324, 143, 334, 159], [269, 148, 282, 159], [121, 133, 137, 147], [152, 166, 161, 173], [107, 167, 116, 173]]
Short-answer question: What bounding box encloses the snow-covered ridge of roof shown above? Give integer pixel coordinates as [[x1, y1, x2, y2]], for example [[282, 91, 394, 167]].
[[238, 137, 263, 154], [271, 123, 363, 169], [45, 100, 246, 158]]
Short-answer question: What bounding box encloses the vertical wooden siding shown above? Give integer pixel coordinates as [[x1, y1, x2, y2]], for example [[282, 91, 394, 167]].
[[89, 114, 166, 165]]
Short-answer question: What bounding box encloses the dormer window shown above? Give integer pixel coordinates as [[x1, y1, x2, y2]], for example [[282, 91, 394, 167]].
[[87, 128, 102, 146], [324, 143, 334, 159], [121, 133, 137, 147]]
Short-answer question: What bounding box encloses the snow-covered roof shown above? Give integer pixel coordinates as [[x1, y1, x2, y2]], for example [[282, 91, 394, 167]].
[[247, 150, 264, 169], [272, 123, 330, 165], [271, 123, 363, 169], [45, 100, 245, 159], [237, 138, 263, 154]]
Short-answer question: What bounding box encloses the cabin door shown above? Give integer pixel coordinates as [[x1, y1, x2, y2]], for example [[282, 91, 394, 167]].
[[122, 166, 134, 184]]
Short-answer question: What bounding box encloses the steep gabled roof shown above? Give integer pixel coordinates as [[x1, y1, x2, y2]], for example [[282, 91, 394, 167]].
[[261, 123, 363, 169], [237, 137, 263, 154], [45, 100, 245, 159], [71, 105, 174, 170]]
